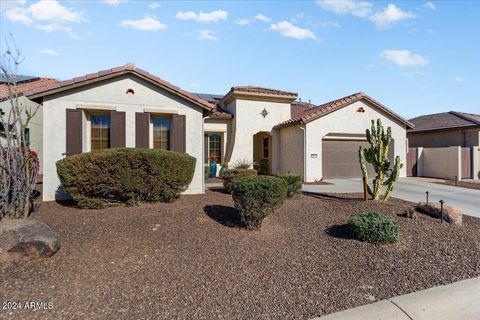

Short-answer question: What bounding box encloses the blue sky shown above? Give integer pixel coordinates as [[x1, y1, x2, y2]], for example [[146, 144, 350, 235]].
[[1, 0, 478, 119]]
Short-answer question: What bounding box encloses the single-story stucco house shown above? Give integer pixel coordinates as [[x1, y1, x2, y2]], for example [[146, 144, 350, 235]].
[[406, 111, 480, 180], [21, 64, 413, 201], [0, 75, 59, 174], [408, 111, 480, 148]]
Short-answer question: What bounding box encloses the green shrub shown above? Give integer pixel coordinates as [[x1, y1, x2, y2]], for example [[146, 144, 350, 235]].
[[233, 158, 252, 170], [56, 148, 196, 209], [259, 159, 269, 175], [347, 212, 400, 244], [276, 173, 302, 197], [232, 175, 287, 230], [222, 169, 257, 193]]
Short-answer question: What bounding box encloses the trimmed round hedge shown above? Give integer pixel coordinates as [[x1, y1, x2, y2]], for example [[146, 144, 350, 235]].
[[347, 211, 400, 244], [222, 169, 257, 193], [56, 148, 196, 209], [232, 175, 287, 230]]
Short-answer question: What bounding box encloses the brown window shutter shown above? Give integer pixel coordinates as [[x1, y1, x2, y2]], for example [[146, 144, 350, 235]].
[[135, 112, 150, 148], [110, 111, 126, 148], [171, 114, 186, 153], [66, 109, 83, 155]]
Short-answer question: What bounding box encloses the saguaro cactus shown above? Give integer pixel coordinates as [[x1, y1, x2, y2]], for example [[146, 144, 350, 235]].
[[358, 119, 403, 202]]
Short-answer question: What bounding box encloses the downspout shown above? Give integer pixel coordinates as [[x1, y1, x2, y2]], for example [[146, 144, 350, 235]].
[[300, 125, 307, 182]]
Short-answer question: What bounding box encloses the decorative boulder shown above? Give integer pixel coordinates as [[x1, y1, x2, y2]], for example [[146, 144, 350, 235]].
[[415, 202, 462, 226], [0, 219, 60, 264]]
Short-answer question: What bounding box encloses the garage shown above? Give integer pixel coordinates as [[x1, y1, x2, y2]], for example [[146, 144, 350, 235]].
[[322, 138, 394, 179]]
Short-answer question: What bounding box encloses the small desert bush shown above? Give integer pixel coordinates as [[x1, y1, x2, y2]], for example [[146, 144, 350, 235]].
[[232, 158, 252, 170], [222, 169, 257, 193], [347, 211, 400, 244], [276, 173, 302, 197], [56, 148, 195, 209], [232, 175, 287, 230]]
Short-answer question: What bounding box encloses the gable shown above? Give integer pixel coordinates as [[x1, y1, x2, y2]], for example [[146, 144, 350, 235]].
[[26, 65, 213, 112], [42, 74, 205, 113]]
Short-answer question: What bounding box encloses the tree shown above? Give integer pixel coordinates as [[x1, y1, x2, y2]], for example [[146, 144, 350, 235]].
[[0, 35, 40, 219], [358, 119, 402, 202]]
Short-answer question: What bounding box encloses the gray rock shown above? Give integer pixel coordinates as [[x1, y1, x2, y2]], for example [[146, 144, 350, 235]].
[[0, 219, 60, 264]]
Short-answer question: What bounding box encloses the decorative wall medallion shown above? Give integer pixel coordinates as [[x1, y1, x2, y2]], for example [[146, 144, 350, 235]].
[[260, 108, 269, 118]]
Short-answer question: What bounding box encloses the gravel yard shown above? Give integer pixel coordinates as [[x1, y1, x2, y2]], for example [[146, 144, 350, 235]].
[[1, 191, 479, 319]]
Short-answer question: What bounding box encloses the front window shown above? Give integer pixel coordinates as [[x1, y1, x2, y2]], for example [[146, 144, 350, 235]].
[[153, 118, 170, 150], [91, 114, 111, 150]]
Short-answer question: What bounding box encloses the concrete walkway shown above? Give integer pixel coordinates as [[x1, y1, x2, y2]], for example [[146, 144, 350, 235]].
[[303, 178, 480, 218], [313, 277, 480, 320]]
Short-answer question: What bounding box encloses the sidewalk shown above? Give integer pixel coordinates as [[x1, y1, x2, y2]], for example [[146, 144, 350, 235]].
[[313, 277, 480, 320]]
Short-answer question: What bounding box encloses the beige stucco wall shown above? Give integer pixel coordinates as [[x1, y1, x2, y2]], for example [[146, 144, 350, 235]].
[[42, 74, 204, 201], [303, 100, 408, 182], [278, 125, 304, 176], [225, 99, 291, 172], [421, 146, 461, 180], [0, 96, 44, 174], [408, 127, 480, 148]]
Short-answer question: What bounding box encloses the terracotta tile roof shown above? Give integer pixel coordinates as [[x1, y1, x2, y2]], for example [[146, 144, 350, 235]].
[[231, 86, 297, 97], [24, 64, 214, 111], [291, 101, 315, 118], [209, 106, 233, 119], [275, 92, 414, 129], [408, 111, 480, 132], [0, 77, 59, 101]]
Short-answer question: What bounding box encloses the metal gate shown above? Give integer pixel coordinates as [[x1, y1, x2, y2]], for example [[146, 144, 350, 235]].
[[407, 148, 417, 177], [461, 147, 472, 179]]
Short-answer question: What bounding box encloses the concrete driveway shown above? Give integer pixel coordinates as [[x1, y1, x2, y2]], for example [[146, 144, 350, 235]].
[[303, 178, 480, 218]]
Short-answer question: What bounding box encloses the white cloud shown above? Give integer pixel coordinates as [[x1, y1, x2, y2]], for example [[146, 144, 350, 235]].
[[423, 2, 436, 10], [316, 0, 372, 17], [5, 0, 86, 33], [100, 0, 126, 5], [176, 10, 228, 23], [190, 83, 200, 88], [28, 0, 85, 22], [119, 15, 166, 31], [235, 18, 251, 26], [454, 76, 464, 82], [148, 2, 160, 9], [270, 21, 316, 40], [317, 20, 341, 28], [197, 30, 218, 41], [427, 28, 435, 34], [40, 48, 59, 56], [5, 7, 32, 24], [370, 4, 416, 27], [254, 13, 271, 22], [235, 13, 271, 26], [380, 49, 429, 66], [5, 0, 86, 37]]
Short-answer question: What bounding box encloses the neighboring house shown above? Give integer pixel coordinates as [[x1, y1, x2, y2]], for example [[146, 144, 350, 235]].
[[408, 111, 480, 148], [0, 75, 59, 173], [23, 64, 413, 201], [406, 112, 480, 180]]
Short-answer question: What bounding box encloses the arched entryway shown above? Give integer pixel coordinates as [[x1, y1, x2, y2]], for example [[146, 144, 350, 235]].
[[253, 132, 272, 175]]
